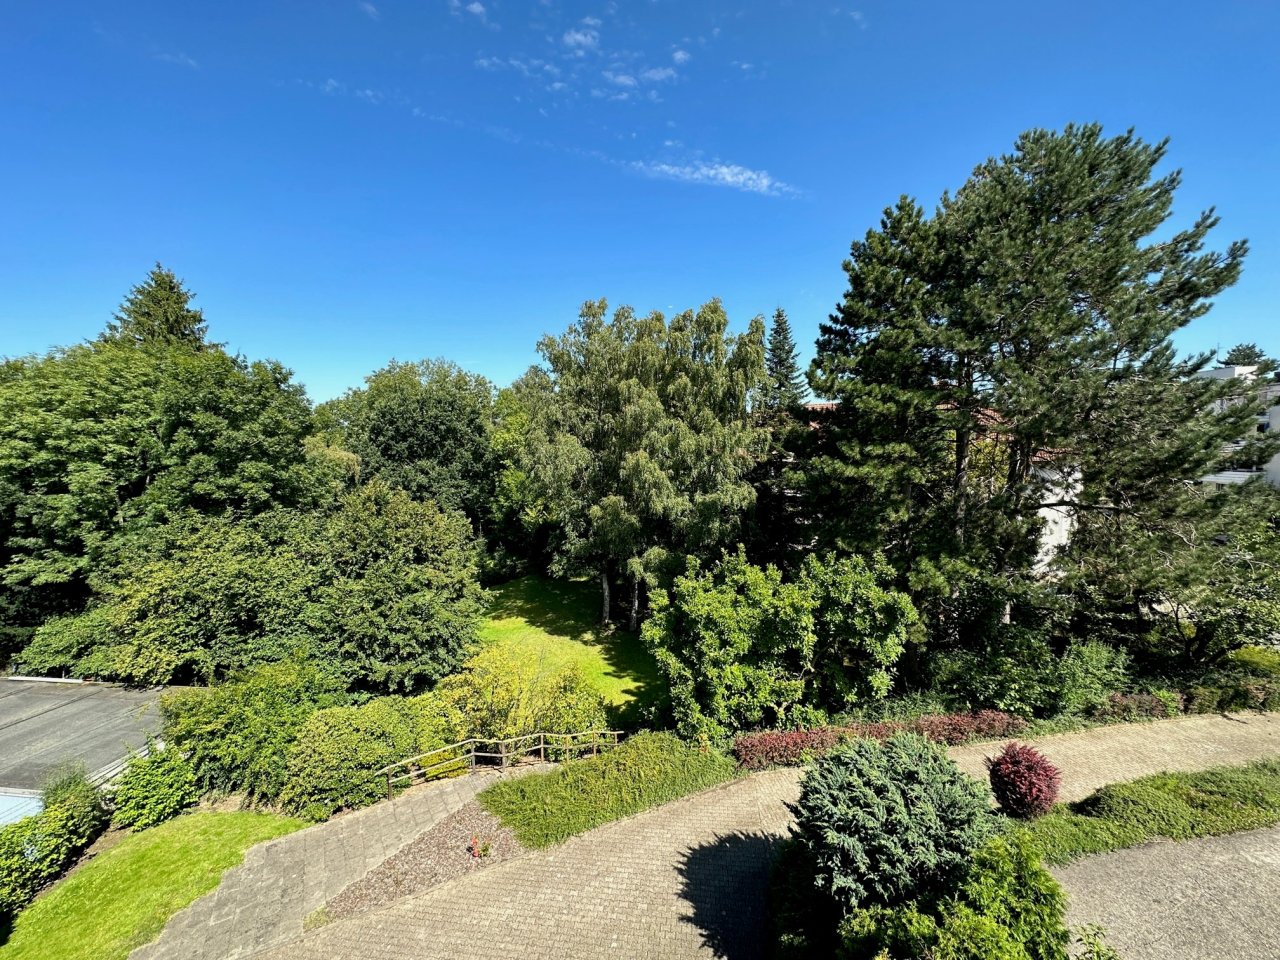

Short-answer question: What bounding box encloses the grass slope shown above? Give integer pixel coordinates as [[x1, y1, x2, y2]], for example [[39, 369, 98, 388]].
[[1029, 758, 1280, 865], [479, 732, 738, 847], [0, 812, 303, 960], [479, 575, 664, 724]]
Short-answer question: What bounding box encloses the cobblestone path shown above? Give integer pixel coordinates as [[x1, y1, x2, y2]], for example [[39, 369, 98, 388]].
[[131, 771, 518, 960], [136, 712, 1280, 960]]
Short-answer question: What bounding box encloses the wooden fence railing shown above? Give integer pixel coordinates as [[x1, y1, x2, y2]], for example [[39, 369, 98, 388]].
[[377, 729, 623, 798]]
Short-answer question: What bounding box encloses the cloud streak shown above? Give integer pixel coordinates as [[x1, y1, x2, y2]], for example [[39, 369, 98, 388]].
[[630, 160, 796, 197], [155, 51, 198, 69]]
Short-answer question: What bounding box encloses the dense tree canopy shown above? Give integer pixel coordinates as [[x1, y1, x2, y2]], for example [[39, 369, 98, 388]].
[[317, 359, 497, 526], [520, 298, 767, 625], [808, 124, 1265, 651], [21, 480, 485, 691], [0, 339, 318, 648]]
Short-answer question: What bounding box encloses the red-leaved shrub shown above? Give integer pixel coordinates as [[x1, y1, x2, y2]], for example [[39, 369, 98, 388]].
[[731, 710, 1027, 770], [986, 742, 1061, 818]]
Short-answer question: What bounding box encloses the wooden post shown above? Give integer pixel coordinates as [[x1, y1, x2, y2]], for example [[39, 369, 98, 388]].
[[540, 732, 546, 762], [386, 771, 394, 800]]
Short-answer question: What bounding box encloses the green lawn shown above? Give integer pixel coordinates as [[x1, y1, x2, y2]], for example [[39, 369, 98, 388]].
[[1028, 758, 1280, 865], [478, 576, 665, 726], [0, 812, 303, 960]]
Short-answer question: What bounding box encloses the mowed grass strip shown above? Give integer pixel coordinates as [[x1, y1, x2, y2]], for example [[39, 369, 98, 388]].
[[478, 732, 738, 847], [478, 576, 664, 714], [0, 812, 303, 960], [1029, 758, 1280, 865]]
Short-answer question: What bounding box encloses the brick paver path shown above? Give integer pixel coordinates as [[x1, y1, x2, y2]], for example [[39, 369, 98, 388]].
[[258, 768, 802, 960], [131, 771, 519, 960], [137, 712, 1280, 960], [949, 711, 1280, 803]]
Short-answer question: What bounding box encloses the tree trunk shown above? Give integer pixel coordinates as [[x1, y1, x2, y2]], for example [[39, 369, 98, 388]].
[[628, 577, 641, 632], [599, 567, 611, 626]]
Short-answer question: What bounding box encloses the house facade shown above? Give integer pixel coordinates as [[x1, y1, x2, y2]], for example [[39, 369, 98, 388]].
[[1198, 365, 1280, 488]]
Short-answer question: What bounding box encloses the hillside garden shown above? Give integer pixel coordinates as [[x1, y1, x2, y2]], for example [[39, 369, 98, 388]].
[[1, 124, 1279, 954]]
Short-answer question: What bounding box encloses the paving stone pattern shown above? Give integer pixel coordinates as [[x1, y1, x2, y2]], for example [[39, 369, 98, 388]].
[[949, 711, 1280, 803], [131, 772, 513, 960], [258, 768, 803, 960], [139, 712, 1280, 960], [1056, 826, 1280, 959]]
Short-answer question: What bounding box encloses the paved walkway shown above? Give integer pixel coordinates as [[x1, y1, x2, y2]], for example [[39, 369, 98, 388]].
[[131, 771, 516, 960], [259, 768, 802, 960], [949, 711, 1280, 803], [136, 712, 1280, 960], [250, 713, 1280, 960], [1057, 826, 1280, 959]]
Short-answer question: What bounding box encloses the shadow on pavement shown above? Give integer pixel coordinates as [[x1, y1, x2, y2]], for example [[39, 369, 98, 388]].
[[676, 830, 786, 960]]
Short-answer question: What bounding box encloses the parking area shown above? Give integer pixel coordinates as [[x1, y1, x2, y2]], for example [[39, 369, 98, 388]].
[[0, 678, 163, 819]]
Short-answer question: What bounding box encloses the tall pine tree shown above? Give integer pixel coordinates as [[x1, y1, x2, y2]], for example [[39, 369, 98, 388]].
[[103, 263, 209, 347], [808, 124, 1263, 649], [764, 308, 806, 411]]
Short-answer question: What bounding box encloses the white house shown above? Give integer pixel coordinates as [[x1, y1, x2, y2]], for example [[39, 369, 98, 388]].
[[1198, 365, 1280, 488]]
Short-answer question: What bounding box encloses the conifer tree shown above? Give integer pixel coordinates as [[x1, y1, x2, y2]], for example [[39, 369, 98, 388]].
[[764, 308, 806, 411], [808, 124, 1262, 646], [1222, 342, 1267, 366], [104, 263, 209, 347]]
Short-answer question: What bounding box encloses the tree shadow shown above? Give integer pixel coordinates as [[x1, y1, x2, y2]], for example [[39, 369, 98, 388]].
[[484, 576, 601, 645], [675, 830, 787, 960], [484, 576, 668, 730]]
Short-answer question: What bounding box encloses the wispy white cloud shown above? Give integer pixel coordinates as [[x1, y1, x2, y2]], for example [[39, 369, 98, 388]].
[[641, 66, 675, 82], [466, 1, 485, 15], [359, 2, 380, 20], [355, 88, 384, 104], [562, 27, 599, 52], [604, 70, 637, 87], [155, 51, 198, 69], [581, 15, 602, 27], [321, 77, 345, 94], [630, 160, 796, 197], [850, 10, 867, 29], [672, 49, 690, 64]]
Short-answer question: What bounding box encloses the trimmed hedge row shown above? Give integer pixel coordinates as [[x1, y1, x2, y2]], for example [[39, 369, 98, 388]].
[[733, 710, 1026, 771], [0, 770, 108, 918], [478, 732, 738, 847]]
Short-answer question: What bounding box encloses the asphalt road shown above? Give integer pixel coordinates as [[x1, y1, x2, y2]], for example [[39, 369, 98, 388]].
[[0, 678, 162, 789]]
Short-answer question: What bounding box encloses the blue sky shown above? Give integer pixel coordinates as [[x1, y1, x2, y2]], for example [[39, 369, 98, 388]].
[[2, 1, 1277, 401]]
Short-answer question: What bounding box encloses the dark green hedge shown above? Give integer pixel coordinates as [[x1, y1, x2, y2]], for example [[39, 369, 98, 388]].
[[478, 732, 738, 847]]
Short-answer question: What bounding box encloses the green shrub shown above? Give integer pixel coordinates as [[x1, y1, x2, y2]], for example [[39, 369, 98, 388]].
[[0, 767, 107, 917], [789, 733, 995, 912], [934, 628, 1061, 719], [278, 698, 419, 820], [833, 832, 1068, 960], [1030, 759, 1280, 865], [1056, 641, 1129, 716], [1185, 675, 1280, 713], [643, 551, 916, 741], [434, 644, 608, 741], [478, 732, 737, 847], [161, 659, 348, 802], [111, 744, 200, 831], [1230, 645, 1280, 677]]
